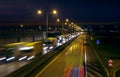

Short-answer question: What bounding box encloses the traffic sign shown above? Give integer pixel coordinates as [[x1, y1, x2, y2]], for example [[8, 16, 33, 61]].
[[96, 40, 100, 45], [108, 59, 113, 67]]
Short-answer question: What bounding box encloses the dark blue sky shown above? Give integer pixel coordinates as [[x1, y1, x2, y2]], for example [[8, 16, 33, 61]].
[[0, 0, 120, 25]]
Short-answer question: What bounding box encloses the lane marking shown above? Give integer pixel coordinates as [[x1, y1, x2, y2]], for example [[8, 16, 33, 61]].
[[84, 46, 87, 77]]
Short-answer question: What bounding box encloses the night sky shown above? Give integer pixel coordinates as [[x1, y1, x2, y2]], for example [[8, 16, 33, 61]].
[[0, 0, 120, 25]]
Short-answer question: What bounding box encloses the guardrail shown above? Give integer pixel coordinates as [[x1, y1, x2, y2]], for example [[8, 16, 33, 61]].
[[7, 36, 78, 77]]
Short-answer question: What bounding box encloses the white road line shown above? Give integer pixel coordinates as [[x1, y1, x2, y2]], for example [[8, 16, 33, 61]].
[[85, 46, 87, 77]]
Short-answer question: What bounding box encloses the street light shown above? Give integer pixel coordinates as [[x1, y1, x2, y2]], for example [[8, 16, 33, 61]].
[[57, 19, 60, 22], [37, 10, 44, 40], [52, 10, 57, 15], [20, 24, 23, 28], [37, 9, 58, 37], [37, 10, 42, 15], [65, 19, 69, 22], [57, 18, 69, 35]]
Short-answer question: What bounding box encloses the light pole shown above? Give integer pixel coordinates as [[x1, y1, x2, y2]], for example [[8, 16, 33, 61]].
[[38, 9, 58, 38], [46, 9, 57, 37], [37, 10, 43, 40], [46, 13, 48, 37], [57, 18, 69, 35]]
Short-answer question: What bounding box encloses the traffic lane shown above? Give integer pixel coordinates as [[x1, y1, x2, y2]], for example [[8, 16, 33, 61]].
[[0, 61, 30, 77], [36, 35, 84, 77], [64, 42, 84, 77], [85, 45, 99, 64]]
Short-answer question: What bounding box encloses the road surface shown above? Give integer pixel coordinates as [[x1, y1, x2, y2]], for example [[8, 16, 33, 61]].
[[0, 61, 29, 77], [35, 35, 84, 77]]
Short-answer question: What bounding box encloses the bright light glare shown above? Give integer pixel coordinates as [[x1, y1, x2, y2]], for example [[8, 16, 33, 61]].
[[57, 19, 60, 22], [19, 46, 34, 51], [49, 46, 53, 50], [6, 57, 15, 61], [27, 56, 35, 60], [66, 19, 69, 22], [0, 57, 6, 61], [20, 24, 23, 27], [38, 10, 42, 14], [52, 10, 57, 15], [65, 22, 67, 25], [43, 47, 48, 51], [18, 56, 27, 61]]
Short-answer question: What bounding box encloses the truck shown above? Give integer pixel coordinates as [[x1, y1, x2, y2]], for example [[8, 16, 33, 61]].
[[44, 37, 57, 47], [18, 41, 43, 61], [0, 42, 26, 62]]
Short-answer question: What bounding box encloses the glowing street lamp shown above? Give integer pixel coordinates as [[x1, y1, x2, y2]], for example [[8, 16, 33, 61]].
[[71, 22, 74, 25], [20, 24, 23, 28], [37, 10, 42, 15], [56, 18, 70, 35], [46, 9, 58, 37], [57, 18, 60, 22], [65, 19, 69, 22], [37, 9, 58, 37], [52, 9, 57, 15]]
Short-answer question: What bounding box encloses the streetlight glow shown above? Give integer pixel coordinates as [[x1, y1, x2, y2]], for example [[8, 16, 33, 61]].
[[71, 22, 74, 25], [66, 19, 69, 22], [69, 24, 71, 27], [57, 19, 60, 22], [37, 10, 42, 14], [20, 24, 23, 27], [52, 10, 57, 15], [65, 22, 67, 25], [37, 9, 58, 38]]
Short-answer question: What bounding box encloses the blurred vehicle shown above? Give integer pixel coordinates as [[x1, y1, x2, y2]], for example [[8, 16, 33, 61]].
[[0, 42, 26, 62], [18, 41, 43, 61], [84, 36, 89, 40], [0, 41, 43, 62], [44, 37, 57, 47]]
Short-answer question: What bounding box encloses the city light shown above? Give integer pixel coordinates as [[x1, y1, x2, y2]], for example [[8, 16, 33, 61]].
[[57, 19, 60, 22], [52, 9, 57, 15], [65, 19, 69, 22], [37, 10, 42, 14]]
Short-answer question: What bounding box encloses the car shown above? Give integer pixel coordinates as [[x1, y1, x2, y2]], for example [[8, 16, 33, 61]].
[[83, 40, 88, 45]]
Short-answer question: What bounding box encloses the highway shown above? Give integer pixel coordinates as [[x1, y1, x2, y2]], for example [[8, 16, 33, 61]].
[[0, 34, 77, 77], [35, 35, 84, 77], [0, 33, 105, 77], [34, 33, 105, 77], [0, 61, 29, 77]]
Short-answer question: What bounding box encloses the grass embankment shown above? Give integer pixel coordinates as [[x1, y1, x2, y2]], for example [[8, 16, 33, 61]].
[[91, 36, 120, 71]]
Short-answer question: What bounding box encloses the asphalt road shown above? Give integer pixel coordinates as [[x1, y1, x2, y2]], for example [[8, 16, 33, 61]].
[[35, 35, 84, 77], [0, 61, 29, 77], [0, 33, 105, 77]]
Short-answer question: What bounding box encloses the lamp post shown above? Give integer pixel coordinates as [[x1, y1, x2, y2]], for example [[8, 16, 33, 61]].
[[57, 18, 69, 35], [38, 9, 58, 38], [37, 10, 43, 40]]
